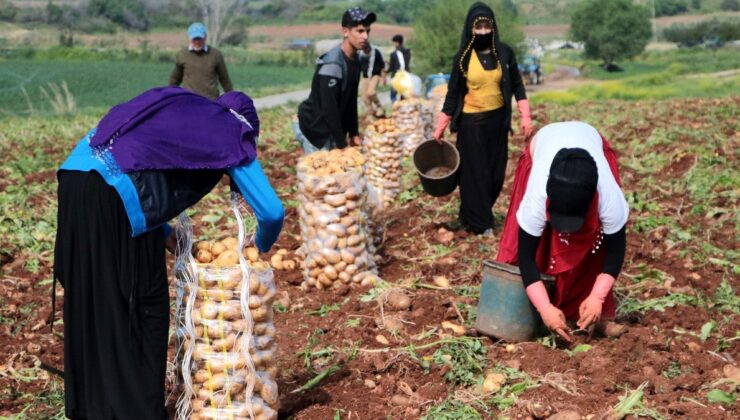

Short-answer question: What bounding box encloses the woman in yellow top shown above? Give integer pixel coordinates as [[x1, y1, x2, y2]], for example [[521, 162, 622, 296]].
[[433, 2, 532, 235]]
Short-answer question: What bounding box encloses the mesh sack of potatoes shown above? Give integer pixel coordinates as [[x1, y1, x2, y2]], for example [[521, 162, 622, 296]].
[[419, 99, 435, 140], [392, 99, 424, 156], [363, 118, 404, 207], [176, 237, 279, 420], [430, 84, 448, 116], [297, 148, 380, 290]]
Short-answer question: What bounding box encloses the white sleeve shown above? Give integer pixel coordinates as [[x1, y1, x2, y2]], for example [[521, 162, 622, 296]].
[[594, 153, 630, 234], [516, 159, 548, 237]]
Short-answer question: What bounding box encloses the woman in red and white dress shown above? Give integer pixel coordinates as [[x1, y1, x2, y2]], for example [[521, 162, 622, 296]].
[[496, 121, 629, 341]]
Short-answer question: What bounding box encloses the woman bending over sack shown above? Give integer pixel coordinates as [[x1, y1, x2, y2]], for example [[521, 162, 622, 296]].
[[54, 87, 284, 419], [433, 2, 533, 235], [496, 121, 629, 342]]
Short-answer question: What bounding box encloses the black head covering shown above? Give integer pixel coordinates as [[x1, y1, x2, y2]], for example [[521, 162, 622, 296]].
[[456, 2, 501, 76]]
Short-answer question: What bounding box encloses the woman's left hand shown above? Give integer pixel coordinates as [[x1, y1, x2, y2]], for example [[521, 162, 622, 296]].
[[577, 294, 603, 330], [516, 99, 533, 141]]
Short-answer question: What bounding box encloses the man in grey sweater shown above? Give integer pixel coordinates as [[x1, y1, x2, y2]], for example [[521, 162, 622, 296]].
[[169, 22, 233, 100]]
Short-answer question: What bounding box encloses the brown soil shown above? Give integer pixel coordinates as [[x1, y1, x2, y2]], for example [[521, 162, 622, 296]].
[[1, 97, 738, 419]]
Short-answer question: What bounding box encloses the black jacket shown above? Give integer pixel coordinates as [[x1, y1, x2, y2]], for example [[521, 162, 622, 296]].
[[388, 47, 411, 75], [360, 47, 385, 78], [298, 45, 360, 149], [441, 2, 526, 133]]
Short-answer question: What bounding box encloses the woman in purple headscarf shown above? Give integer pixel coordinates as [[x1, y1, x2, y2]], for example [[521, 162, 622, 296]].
[[53, 87, 284, 419]]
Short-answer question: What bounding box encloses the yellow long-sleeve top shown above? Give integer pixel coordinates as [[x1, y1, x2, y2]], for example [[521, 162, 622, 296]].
[[463, 50, 504, 113]]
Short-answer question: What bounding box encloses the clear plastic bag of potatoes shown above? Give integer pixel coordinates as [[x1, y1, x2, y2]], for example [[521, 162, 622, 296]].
[[174, 199, 279, 420], [363, 118, 404, 208], [392, 99, 424, 156], [296, 148, 380, 290]]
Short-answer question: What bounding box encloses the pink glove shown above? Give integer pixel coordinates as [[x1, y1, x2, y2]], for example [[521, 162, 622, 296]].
[[526, 281, 572, 342], [577, 273, 615, 329], [432, 112, 452, 142], [517, 99, 533, 140]]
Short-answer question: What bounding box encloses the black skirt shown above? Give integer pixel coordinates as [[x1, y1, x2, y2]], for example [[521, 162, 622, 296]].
[[456, 108, 509, 233], [54, 170, 169, 420]]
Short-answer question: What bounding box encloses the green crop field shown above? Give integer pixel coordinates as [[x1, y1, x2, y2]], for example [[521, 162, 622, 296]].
[[0, 59, 312, 115]]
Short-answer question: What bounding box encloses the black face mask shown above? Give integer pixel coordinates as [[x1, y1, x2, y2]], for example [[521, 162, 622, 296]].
[[473, 32, 493, 51]]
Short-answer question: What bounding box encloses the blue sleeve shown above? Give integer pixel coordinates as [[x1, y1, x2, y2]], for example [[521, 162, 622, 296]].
[[161, 223, 173, 238], [227, 161, 284, 253]]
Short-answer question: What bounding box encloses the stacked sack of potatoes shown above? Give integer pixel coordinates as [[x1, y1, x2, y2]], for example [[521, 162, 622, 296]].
[[363, 118, 404, 207], [176, 237, 278, 420], [392, 99, 424, 156], [296, 148, 380, 289]]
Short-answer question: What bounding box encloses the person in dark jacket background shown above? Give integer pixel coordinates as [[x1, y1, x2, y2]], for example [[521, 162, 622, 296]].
[[432, 2, 532, 236], [295, 7, 376, 153], [169, 22, 233, 100], [54, 87, 283, 419], [387, 34, 411, 102]]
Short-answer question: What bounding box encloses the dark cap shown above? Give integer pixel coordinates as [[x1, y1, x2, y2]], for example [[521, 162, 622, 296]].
[[342, 7, 376, 28], [546, 148, 598, 233]]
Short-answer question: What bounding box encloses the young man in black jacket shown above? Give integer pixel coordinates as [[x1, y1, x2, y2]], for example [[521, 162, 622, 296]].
[[295, 7, 376, 153], [388, 34, 411, 102]]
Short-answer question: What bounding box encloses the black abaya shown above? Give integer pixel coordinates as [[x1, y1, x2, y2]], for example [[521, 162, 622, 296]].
[[456, 108, 508, 233], [54, 170, 169, 420]]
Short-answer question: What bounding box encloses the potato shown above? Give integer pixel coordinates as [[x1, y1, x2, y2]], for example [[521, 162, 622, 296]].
[[323, 265, 338, 280], [196, 241, 213, 251], [340, 250, 355, 264], [196, 249, 213, 263], [215, 250, 239, 266], [220, 302, 242, 320], [248, 295, 262, 310], [386, 290, 411, 311], [210, 242, 227, 256], [251, 307, 269, 322], [200, 302, 219, 319], [321, 249, 342, 264], [198, 288, 232, 301], [212, 333, 236, 350], [347, 234, 363, 247], [221, 237, 238, 250], [337, 237, 348, 249], [324, 194, 347, 207], [194, 369, 210, 383], [270, 254, 283, 270], [245, 247, 259, 262]]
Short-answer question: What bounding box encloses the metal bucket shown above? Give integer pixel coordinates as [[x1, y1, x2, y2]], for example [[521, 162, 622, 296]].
[[475, 261, 555, 342], [412, 140, 460, 197]]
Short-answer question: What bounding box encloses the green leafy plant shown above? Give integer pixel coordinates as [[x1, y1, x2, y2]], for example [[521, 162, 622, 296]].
[[422, 397, 482, 420], [433, 338, 488, 386], [706, 389, 736, 406], [608, 382, 665, 420]]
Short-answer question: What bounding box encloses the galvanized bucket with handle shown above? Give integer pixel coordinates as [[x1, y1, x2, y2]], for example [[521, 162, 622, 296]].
[[475, 261, 555, 343]]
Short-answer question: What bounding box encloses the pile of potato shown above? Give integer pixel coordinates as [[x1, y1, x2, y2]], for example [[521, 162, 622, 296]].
[[363, 118, 404, 207], [297, 148, 379, 289], [177, 238, 278, 420], [392, 99, 424, 156]]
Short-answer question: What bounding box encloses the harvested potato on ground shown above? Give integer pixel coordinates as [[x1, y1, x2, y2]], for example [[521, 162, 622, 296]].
[[385, 289, 411, 311]]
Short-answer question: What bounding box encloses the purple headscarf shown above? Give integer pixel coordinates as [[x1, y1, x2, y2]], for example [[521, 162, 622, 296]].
[[90, 87, 258, 172]]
